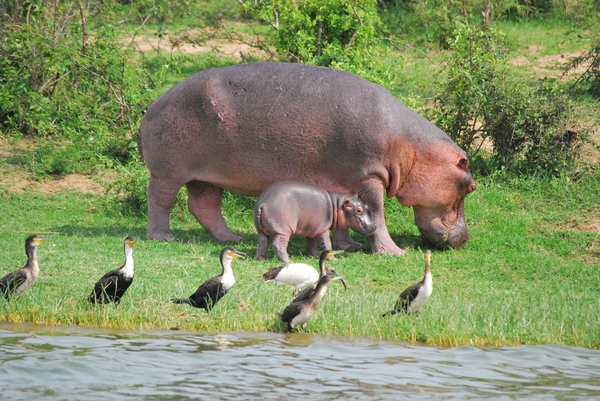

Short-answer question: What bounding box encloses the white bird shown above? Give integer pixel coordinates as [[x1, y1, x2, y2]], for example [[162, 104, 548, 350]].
[[262, 261, 319, 291]]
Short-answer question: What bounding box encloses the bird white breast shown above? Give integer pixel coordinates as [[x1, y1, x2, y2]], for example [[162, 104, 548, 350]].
[[408, 274, 432, 313], [290, 308, 314, 329], [221, 272, 236, 291], [275, 263, 319, 289], [122, 248, 135, 279]]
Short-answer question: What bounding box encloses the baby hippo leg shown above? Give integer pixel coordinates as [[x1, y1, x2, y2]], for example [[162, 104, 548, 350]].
[[254, 232, 270, 260], [272, 233, 292, 264], [306, 232, 332, 257]]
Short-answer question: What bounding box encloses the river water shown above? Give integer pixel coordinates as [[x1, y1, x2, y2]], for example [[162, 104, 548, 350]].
[[1, 323, 599, 400]]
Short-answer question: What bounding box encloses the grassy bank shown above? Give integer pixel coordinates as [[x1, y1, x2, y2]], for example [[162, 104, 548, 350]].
[[0, 170, 598, 347]]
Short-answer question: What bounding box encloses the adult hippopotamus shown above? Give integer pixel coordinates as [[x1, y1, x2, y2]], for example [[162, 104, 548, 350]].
[[254, 181, 376, 263], [138, 62, 476, 255]]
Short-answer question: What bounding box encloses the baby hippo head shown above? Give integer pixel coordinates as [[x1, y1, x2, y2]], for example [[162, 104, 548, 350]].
[[337, 197, 377, 236]]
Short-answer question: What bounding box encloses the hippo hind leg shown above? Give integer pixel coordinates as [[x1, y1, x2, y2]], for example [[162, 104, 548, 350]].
[[147, 176, 180, 241], [271, 234, 291, 264], [186, 180, 243, 242], [254, 232, 270, 260]]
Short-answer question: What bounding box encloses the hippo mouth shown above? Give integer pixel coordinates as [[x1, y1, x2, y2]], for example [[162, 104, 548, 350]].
[[358, 225, 377, 237], [413, 201, 470, 250]]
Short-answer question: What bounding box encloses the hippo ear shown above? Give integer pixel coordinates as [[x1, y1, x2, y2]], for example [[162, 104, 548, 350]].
[[457, 157, 470, 171]]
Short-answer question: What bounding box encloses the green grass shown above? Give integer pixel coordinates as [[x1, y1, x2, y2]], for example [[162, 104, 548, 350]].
[[0, 172, 598, 347]]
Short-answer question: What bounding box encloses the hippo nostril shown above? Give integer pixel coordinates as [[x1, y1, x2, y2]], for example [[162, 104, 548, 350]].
[[467, 182, 477, 194]]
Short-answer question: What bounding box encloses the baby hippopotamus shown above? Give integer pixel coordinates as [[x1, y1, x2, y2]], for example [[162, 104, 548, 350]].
[[254, 181, 376, 263]]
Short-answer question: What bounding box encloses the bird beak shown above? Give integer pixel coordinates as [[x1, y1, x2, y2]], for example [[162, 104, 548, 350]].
[[34, 237, 45, 245], [126, 238, 137, 248], [331, 275, 347, 291], [233, 250, 246, 259], [327, 250, 345, 260]]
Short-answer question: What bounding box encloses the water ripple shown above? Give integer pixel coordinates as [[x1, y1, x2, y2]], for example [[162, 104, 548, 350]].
[[0, 324, 599, 400]]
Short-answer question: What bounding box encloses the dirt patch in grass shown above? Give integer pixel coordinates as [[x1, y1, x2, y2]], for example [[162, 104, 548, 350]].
[[508, 45, 588, 78], [563, 216, 600, 233], [0, 173, 110, 195], [129, 29, 271, 60]]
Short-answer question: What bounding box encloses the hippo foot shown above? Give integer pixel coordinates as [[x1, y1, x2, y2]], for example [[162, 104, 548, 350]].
[[254, 254, 268, 261], [211, 233, 243, 243], [372, 243, 407, 256], [147, 231, 176, 242], [333, 238, 364, 252]]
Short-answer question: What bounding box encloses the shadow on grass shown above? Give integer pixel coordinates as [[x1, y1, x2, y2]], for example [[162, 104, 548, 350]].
[[49, 224, 431, 256]]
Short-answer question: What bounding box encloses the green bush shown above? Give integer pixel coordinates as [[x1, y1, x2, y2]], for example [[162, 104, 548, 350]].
[[430, 25, 585, 175], [566, 33, 600, 98], [241, 0, 396, 87], [0, 2, 167, 175]]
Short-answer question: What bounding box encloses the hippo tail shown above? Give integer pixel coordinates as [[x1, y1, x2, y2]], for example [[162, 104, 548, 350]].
[[136, 129, 144, 160], [254, 203, 265, 232]]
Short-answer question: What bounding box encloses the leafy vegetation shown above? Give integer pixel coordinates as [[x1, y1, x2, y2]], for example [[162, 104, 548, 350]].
[[0, 1, 171, 174], [1, 0, 597, 181], [430, 25, 585, 175]]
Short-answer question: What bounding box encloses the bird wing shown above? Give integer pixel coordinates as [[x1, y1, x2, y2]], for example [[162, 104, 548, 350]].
[[291, 285, 316, 303], [99, 268, 121, 280], [395, 283, 421, 310], [189, 276, 224, 309], [0, 270, 27, 296], [275, 264, 318, 286], [91, 276, 118, 299], [280, 301, 304, 324]]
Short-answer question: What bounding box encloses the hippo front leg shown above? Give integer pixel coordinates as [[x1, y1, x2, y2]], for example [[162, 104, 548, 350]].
[[306, 233, 332, 257], [147, 176, 180, 241], [358, 180, 407, 256], [331, 229, 364, 251], [186, 181, 243, 242]]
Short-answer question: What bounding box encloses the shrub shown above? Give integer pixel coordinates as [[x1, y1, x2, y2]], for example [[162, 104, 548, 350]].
[[241, 0, 396, 87], [430, 25, 585, 175], [0, 1, 167, 175], [566, 33, 600, 98]]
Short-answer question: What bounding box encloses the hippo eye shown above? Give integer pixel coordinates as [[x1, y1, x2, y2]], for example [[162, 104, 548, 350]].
[[355, 207, 364, 216]]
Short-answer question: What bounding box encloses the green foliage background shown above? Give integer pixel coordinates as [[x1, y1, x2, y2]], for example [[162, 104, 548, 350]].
[[0, 0, 598, 214]]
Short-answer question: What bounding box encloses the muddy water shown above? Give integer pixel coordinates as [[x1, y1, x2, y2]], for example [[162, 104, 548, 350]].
[[1, 323, 599, 400]]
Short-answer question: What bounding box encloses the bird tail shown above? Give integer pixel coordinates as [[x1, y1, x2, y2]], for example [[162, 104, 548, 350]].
[[171, 298, 193, 305], [381, 309, 399, 317]]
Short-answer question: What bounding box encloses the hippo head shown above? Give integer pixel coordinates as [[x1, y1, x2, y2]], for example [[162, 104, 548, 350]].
[[338, 197, 377, 237], [394, 140, 476, 250]]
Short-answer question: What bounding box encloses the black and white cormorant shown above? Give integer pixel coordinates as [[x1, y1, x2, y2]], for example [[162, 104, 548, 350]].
[[88, 236, 137, 306], [171, 247, 246, 311], [278, 270, 345, 332], [0, 234, 45, 300], [382, 249, 433, 317], [291, 249, 346, 303]]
